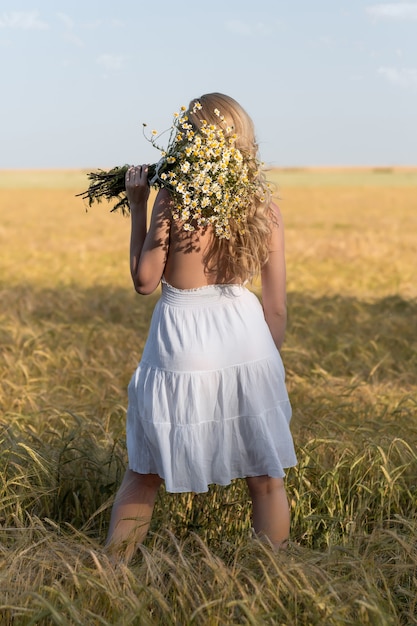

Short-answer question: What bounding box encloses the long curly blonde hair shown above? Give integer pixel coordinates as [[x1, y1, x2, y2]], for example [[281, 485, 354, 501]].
[[186, 93, 275, 282]]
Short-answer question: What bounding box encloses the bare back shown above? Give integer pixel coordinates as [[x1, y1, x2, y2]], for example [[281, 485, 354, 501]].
[[163, 220, 240, 289], [132, 187, 242, 293]]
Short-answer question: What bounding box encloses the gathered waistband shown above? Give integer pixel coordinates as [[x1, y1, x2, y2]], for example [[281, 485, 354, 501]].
[[160, 280, 246, 306]]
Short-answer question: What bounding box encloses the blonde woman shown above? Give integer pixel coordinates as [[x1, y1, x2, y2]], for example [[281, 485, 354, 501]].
[[106, 93, 297, 561]]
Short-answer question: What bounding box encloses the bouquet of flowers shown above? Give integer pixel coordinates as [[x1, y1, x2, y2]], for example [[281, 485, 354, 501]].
[[77, 102, 266, 239], [76, 163, 154, 216]]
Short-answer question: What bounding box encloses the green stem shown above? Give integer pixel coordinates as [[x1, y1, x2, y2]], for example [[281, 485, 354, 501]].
[[76, 163, 160, 215]]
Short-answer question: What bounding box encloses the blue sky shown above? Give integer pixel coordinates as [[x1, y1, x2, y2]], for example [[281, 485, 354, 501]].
[[1, 0, 417, 168]]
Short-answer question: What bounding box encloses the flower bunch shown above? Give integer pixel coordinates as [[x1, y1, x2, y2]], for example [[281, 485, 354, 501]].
[[149, 103, 265, 239], [77, 102, 266, 238], [77, 160, 165, 215]]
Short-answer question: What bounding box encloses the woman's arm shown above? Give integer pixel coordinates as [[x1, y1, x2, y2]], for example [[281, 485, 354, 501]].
[[261, 202, 287, 351], [126, 165, 171, 295]]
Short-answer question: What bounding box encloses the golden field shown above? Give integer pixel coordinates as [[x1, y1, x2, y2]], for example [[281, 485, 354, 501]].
[[0, 168, 416, 624]]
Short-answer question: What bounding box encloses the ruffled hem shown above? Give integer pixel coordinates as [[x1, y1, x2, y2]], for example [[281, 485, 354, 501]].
[[126, 356, 296, 493]]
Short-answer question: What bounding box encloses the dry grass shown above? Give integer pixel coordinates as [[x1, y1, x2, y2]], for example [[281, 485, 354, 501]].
[[0, 168, 416, 624]]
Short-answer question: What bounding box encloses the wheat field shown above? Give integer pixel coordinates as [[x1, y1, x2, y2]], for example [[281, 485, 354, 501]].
[[0, 168, 416, 625]]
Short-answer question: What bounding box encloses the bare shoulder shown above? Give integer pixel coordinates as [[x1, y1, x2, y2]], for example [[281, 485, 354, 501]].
[[268, 201, 285, 252], [270, 201, 284, 227], [153, 186, 173, 217], [156, 185, 172, 202]]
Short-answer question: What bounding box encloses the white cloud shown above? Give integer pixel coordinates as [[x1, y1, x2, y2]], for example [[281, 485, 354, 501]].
[[378, 66, 417, 87], [64, 32, 84, 48], [56, 12, 74, 30], [97, 53, 125, 71], [56, 12, 84, 47], [225, 20, 274, 36], [366, 3, 417, 20], [0, 11, 48, 30], [319, 36, 335, 46], [225, 20, 252, 35], [109, 19, 126, 28]]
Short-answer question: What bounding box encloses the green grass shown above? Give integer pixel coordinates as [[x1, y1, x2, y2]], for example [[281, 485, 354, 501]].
[[268, 166, 417, 188], [0, 169, 416, 624]]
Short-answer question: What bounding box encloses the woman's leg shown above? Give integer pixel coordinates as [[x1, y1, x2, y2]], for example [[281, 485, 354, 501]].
[[105, 469, 163, 562], [246, 475, 290, 549]]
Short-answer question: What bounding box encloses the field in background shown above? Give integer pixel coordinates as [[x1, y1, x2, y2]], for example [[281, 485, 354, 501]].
[[0, 168, 416, 624]]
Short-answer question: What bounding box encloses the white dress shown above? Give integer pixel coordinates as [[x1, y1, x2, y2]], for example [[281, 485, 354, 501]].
[[126, 280, 297, 493]]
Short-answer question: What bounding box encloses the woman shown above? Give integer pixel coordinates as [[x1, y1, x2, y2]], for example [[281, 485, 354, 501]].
[[105, 93, 297, 561]]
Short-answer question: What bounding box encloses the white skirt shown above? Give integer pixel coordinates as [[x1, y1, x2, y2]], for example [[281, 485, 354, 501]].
[[126, 281, 297, 493]]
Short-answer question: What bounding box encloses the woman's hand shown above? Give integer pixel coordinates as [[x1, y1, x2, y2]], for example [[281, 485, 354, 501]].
[[125, 164, 150, 208]]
